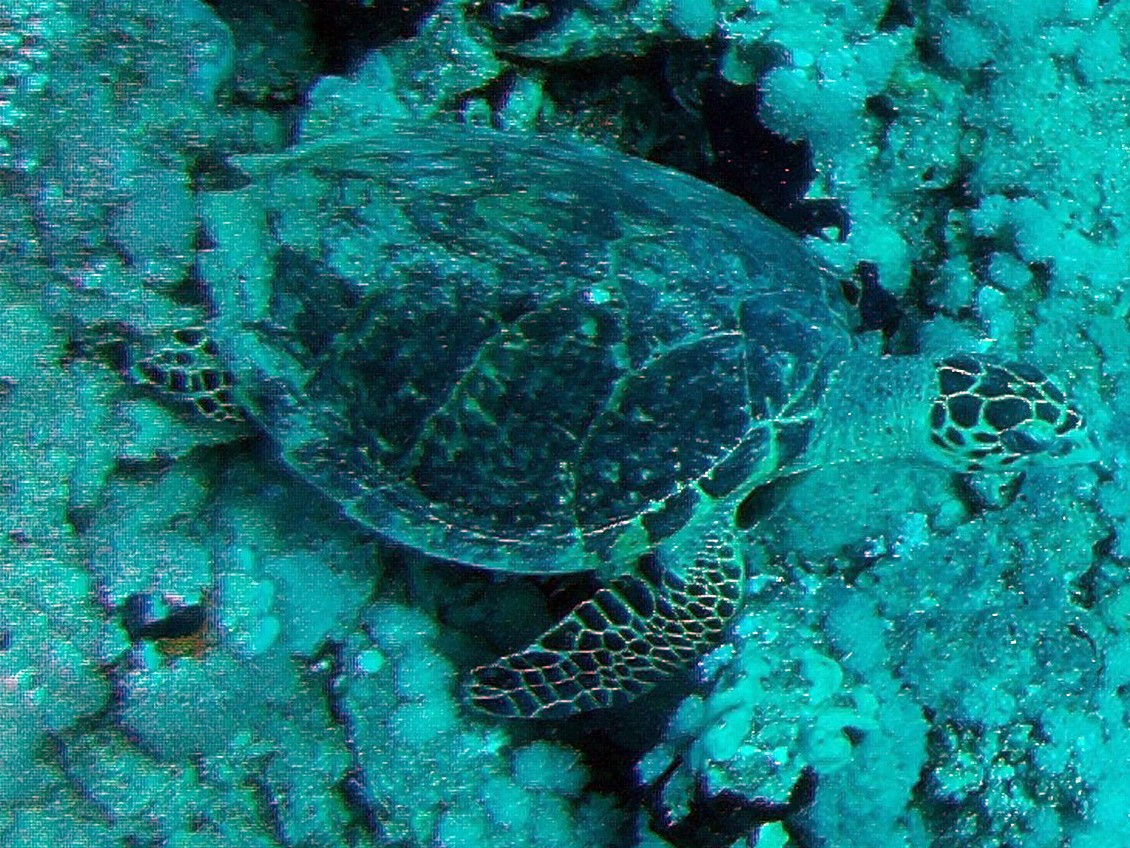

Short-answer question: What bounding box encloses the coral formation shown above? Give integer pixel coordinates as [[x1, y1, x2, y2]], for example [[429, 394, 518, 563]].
[[4, 0, 1130, 846]]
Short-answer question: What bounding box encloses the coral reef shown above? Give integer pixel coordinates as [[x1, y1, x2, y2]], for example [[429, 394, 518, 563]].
[[4, 0, 1130, 846]]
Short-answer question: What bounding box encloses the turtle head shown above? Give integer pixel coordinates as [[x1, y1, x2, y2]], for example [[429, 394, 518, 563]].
[[927, 355, 1097, 473]]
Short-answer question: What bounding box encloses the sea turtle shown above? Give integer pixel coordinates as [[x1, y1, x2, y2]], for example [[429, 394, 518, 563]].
[[130, 123, 1095, 719]]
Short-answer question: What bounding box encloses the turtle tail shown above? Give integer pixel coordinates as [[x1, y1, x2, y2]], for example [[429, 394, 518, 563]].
[[464, 533, 745, 719]]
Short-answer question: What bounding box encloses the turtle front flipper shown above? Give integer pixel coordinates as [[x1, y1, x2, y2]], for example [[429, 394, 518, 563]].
[[465, 533, 745, 719]]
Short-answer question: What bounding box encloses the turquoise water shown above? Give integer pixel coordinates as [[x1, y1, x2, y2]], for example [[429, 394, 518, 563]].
[[3, 1, 1129, 846]]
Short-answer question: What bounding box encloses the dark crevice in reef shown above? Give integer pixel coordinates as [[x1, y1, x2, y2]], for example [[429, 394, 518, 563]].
[[205, 0, 440, 80], [699, 75, 848, 240], [536, 42, 844, 240], [552, 672, 702, 836], [878, 0, 915, 32], [305, 0, 442, 74], [538, 46, 714, 174]]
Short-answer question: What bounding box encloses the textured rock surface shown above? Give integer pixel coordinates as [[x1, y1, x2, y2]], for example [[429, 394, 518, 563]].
[[4, 0, 1130, 846]]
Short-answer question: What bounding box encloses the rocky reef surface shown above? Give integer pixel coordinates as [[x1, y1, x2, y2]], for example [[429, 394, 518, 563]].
[[2, 1, 1130, 846]]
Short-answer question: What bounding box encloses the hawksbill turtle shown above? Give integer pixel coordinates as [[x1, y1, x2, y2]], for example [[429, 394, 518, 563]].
[[129, 123, 1095, 719]]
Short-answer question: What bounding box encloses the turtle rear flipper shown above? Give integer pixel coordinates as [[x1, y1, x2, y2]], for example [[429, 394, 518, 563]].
[[124, 327, 245, 425], [465, 533, 745, 719]]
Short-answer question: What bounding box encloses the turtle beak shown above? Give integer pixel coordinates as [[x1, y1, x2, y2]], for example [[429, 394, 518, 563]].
[[1082, 431, 1113, 481], [1089, 458, 1115, 483], [1057, 428, 1106, 475], [1029, 418, 1102, 476]]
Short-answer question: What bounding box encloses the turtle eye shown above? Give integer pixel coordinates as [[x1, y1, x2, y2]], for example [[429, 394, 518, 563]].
[[1049, 440, 1077, 458], [1000, 428, 1048, 456]]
